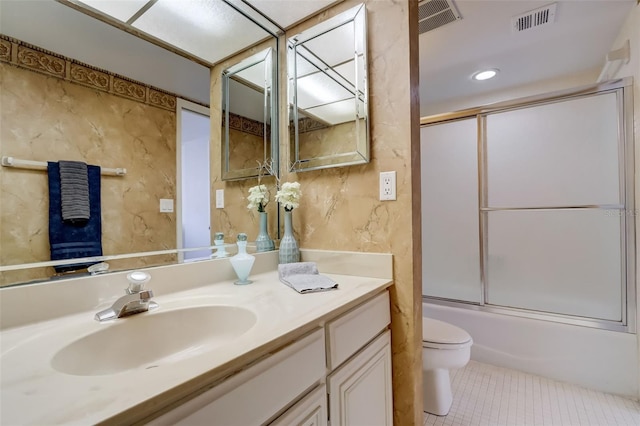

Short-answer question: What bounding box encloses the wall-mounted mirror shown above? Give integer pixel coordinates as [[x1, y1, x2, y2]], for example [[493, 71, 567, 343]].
[[222, 47, 277, 181], [0, 0, 283, 287], [288, 3, 369, 172]]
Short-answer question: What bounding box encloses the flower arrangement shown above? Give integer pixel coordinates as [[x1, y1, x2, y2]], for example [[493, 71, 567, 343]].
[[247, 160, 302, 212], [275, 181, 302, 211], [247, 184, 269, 212]]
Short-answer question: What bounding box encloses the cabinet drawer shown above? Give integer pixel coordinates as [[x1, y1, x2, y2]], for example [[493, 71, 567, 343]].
[[151, 329, 325, 425], [326, 291, 390, 370]]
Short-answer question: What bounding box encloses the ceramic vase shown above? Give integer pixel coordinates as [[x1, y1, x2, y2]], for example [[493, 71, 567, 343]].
[[230, 233, 255, 284], [255, 211, 275, 252], [279, 210, 300, 264]]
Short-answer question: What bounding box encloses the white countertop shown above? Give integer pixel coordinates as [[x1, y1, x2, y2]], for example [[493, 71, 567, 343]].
[[1, 268, 392, 425]]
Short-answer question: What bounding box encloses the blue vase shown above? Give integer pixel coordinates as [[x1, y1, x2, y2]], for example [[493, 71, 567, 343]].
[[255, 211, 275, 252], [230, 233, 255, 285], [279, 210, 300, 264]]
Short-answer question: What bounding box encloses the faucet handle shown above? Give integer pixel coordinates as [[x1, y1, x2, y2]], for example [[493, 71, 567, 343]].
[[88, 262, 109, 275], [126, 271, 151, 294], [138, 289, 154, 301]]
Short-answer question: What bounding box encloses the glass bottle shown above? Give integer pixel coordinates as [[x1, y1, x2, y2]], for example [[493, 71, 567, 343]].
[[230, 233, 255, 285], [213, 232, 228, 258]]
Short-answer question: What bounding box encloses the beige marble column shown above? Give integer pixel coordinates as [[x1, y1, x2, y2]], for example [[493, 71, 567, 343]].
[[281, 1, 423, 424]]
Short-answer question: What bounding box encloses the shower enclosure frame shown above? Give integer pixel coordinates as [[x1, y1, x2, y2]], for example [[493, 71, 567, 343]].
[[421, 77, 636, 333]]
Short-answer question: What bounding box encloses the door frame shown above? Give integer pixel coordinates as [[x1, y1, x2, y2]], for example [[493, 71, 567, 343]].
[[176, 98, 211, 263]]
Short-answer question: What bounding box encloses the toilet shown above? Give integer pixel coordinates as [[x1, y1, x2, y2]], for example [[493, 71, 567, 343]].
[[422, 317, 473, 416]]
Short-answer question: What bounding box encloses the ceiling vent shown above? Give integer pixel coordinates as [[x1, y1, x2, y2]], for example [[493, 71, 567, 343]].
[[418, 0, 462, 35], [512, 3, 557, 33]]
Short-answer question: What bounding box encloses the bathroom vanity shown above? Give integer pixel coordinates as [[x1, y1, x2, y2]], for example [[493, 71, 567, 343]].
[[0, 250, 393, 425]]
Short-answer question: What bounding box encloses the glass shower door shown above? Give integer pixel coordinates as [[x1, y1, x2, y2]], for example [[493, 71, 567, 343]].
[[483, 92, 624, 320], [421, 118, 481, 303]]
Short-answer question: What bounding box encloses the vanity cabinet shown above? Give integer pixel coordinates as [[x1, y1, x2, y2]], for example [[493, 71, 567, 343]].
[[325, 291, 392, 426], [150, 290, 391, 426]]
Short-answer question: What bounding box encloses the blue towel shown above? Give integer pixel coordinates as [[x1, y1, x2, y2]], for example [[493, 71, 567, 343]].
[[48, 162, 103, 273]]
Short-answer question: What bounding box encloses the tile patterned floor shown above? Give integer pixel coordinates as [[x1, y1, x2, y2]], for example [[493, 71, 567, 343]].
[[423, 361, 640, 426]]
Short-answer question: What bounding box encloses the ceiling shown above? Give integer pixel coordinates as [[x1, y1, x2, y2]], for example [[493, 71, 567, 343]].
[[0, 0, 212, 104], [4, 1, 634, 118], [0, 0, 340, 105], [419, 0, 636, 116], [62, 0, 340, 65]]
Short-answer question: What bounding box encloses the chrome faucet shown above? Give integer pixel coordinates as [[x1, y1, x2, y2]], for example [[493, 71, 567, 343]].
[[94, 271, 158, 322]]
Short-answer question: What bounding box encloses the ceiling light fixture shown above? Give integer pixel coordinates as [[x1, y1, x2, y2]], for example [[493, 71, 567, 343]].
[[472, 69, 499, 81]]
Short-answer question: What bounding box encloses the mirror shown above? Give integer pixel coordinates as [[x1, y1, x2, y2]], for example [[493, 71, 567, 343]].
[[0, 0, 279, 287], [222, 47, 277, 181], [287, 3, 369, 172]]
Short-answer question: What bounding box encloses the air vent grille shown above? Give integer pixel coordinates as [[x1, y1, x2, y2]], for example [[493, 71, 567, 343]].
[[512, 3, 557, 33], [418, 0, 461, 34]]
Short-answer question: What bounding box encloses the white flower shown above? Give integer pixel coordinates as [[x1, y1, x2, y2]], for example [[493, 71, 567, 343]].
[[247, 184, 269, 212], [275, 181, 301, 211]]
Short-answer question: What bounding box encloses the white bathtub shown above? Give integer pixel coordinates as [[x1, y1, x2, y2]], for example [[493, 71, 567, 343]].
[[423, 302, 639, 399]]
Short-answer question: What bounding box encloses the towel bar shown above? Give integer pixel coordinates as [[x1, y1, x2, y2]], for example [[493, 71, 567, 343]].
[[1, 156, 126, 176]]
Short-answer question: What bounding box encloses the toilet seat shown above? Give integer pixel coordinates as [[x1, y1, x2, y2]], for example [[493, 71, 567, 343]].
[[422, 318, 472, 349]]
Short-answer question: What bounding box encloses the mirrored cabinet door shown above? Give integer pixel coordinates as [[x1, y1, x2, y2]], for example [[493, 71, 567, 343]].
[[222, 47, 278, 181], [288, 3, 369, 173]]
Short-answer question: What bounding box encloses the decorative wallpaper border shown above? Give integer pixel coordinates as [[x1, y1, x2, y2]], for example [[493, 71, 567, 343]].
[[0, 34, 188, 111], [296, 117, 329, 134], [223, 112, 268, 138]]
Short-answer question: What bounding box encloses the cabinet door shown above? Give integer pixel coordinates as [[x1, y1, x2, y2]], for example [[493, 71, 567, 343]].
[[327, 330, 392, 426], [270, 385, 327, 426]]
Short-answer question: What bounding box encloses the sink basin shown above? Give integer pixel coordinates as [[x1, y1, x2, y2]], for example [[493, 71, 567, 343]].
[[51, 305, 257, 376]]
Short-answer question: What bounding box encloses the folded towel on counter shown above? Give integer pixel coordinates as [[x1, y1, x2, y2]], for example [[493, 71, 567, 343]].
[[59, 160, 90, 223], [48, 161, 103, 273], [278, 262, 338, 294]]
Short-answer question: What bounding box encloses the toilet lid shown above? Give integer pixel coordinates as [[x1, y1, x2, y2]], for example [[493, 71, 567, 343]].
[[422, 318, 472, 345]]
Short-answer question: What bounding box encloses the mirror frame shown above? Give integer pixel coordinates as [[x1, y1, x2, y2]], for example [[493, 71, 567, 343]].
[[287, 3, 369, 173], [222, 47, 278, 181]]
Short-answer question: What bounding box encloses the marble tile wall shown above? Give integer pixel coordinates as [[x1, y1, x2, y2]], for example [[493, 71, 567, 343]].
[[281, 1, 423, 424], [297, 121, 357, 158], [228, 127, 264, 170], [0, 62, 177, 285]]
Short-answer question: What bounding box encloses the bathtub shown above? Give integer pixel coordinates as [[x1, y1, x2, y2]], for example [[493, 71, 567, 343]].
[[423, 302, 639, 400]]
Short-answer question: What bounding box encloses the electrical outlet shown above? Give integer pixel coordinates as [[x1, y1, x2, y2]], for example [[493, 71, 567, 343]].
[[379, 171, 396, 201]]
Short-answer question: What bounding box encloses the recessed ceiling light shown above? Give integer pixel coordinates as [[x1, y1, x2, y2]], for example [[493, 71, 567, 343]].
[[472, 69, 499, 81]]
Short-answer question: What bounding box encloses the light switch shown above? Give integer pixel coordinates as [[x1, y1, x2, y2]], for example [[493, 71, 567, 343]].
[[160, 198, 174, 213], [216, 189, 224, 208]]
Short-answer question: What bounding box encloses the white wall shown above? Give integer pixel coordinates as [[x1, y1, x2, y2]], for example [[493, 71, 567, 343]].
[[607, 3, 640, 401], [421, 68, 600, 117]]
